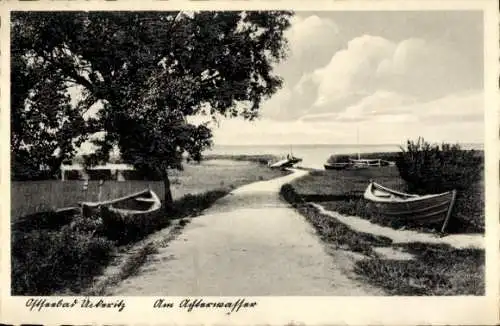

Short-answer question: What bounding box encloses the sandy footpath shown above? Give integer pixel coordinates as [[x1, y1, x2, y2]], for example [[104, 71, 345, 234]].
[[108, 169, 383, 296], [311, 203, 484, 249]]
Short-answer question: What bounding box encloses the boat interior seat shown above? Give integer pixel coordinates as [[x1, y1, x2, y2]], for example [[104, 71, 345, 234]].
[[373, 190, 391, 197], [373, 190, 402, 200], [135, 197, 155, 202]]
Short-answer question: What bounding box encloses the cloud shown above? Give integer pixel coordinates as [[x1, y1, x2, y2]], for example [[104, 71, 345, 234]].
[[276, 15, 341, 85], [412, 90, 483, 124], [313, 35, 396, 105], [285, 15, 339, 60], [299, 90, 482, 125], [209, 14, 484, 145], [300, 90, 417, 123], [376, 38, 472, 99], [269, 33, 481, 121]]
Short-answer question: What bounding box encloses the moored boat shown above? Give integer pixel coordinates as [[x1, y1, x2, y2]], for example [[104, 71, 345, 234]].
[[324, 162, 349, 170], [269, 154, 302, 169], [363, 182, 457, 232], [349, 158, 396, 167]]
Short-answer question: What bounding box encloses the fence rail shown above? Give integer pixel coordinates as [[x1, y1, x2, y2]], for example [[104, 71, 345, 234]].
[[11, 180, 165, 220]]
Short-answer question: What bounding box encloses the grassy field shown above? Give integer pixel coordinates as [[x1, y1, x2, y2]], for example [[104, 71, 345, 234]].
[[12, 156, 287, 295], [169, 158, 289, 199], [280, 156, 485, 295]]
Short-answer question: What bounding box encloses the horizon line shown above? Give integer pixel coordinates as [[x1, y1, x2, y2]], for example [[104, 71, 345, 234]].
[[213, 142, 484, 146]]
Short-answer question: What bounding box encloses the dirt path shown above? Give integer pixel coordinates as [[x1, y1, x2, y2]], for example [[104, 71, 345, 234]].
[[311, 203, 484, 249], [109, 169, 383, 296]]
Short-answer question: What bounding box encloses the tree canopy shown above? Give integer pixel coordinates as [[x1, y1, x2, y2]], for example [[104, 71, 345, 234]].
[[12, 11, 292, 180], [11, 11, 293, 208]]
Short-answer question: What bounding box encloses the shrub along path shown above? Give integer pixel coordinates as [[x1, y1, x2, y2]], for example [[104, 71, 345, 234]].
[[107, 169, 384, 296]]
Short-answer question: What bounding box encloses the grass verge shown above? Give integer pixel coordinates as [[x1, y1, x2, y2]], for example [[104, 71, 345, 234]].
[[281, 184, 392, 257], [11, 189, 222, 296], [85, 219, 190, 296], [354, 243, 484, 295]]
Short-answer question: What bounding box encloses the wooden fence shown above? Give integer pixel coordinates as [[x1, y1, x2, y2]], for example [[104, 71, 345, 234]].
[[11, 180, 165, 220]]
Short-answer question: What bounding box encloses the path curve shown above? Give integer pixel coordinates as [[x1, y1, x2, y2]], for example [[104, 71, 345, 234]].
[[311, 203, 484, 249], [109, 169, 382, 296]]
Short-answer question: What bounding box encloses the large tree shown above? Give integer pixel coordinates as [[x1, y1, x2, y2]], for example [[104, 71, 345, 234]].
[[11, 21, 89, 180], [11, 11, 293, 212]]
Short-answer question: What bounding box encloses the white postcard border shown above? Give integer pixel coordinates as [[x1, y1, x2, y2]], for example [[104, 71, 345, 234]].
[[1, 0, 498, 325]]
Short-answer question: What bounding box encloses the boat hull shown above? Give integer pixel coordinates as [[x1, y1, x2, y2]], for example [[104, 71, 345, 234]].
[[80, 189, 163, 242], [363, 182, 457, 232], [324, 163, 349, 170], [80, 189, 162, 218], [349, 159, 396, 168], [269, 157, 302, 169]]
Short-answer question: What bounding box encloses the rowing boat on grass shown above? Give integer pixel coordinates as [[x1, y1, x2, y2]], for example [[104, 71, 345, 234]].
[[363, 182, 457, 232], [80, 188, 161, 218]]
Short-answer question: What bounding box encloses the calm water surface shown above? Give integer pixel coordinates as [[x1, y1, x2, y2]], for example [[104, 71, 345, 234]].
[[206, 143, 483, 169]]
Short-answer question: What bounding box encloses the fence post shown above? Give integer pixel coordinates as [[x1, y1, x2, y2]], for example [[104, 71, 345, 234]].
[[98, 179, 104, 202], [82, 179, 89, 202]]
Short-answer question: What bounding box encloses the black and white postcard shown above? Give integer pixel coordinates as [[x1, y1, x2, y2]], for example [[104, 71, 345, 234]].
[[1, 0, 499, 325]]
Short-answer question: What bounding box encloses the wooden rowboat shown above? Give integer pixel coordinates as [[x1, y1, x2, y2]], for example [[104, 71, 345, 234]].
[[80, 188, 161, 218], [269, 156, 302, 169], [363, 182, 457, 232], [324, 162, 349, 170]]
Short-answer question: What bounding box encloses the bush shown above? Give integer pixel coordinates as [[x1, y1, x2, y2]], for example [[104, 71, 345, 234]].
[[172, 189, 229, 217], [11, 223, 114, 295], [99, 206, 169, 245], [396, 138, 484, 233], [280, 184, 304, 204], [396, 138, 482, 194], [12, 209, 78, 233], [445, 183, 484, 233]]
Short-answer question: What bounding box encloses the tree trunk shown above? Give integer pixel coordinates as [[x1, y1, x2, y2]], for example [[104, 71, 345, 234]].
[[163, 171, 174, 215]]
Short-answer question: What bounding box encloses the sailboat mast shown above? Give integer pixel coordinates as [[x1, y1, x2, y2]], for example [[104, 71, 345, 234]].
[[357, 127, 360, 160]]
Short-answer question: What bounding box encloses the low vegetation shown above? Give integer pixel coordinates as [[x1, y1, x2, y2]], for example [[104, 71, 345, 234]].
[[296, 201, 393, 257], [397, 138, 482, 194], [11, 189, 230, 295], [11, 225, 115, 295], [281, 185, 393, 257], [396, 138, 484, 233], [354, 243, 484, 295]]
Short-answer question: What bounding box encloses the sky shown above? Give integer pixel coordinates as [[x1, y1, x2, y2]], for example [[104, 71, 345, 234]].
[[76, 10, 484, 153], [199, 10, 484, 146]]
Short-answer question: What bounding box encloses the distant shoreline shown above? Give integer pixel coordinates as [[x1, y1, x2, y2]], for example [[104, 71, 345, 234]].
[[210, 142, 484, 148]]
